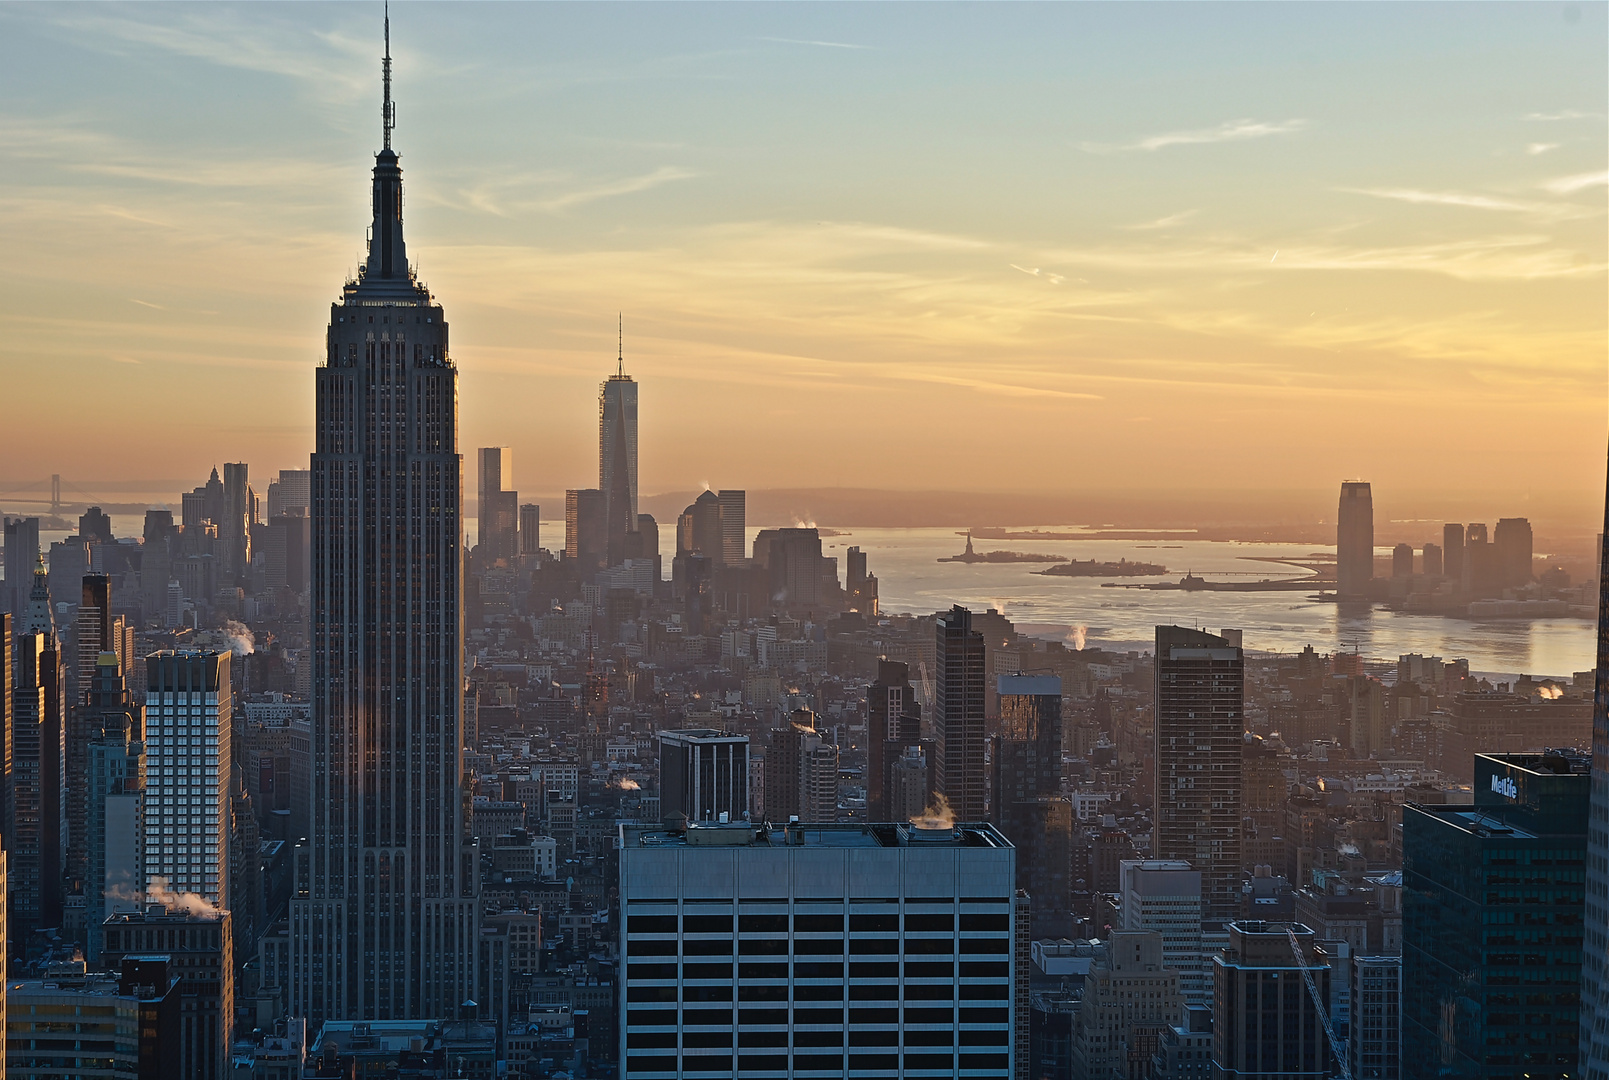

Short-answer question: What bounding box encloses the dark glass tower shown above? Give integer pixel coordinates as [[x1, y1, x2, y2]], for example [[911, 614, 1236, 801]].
[[290, 16, 478, 1022], [1581, 453, 1609, 1077], [1337, 480, 1374, 598], [936, 605, 987, 821]]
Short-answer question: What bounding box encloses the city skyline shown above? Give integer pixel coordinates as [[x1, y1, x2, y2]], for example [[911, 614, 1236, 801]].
[[0, 3, 1604, 522]]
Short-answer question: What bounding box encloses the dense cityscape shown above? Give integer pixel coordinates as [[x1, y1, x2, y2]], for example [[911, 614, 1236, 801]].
[[0, 11, 1605, 1080]]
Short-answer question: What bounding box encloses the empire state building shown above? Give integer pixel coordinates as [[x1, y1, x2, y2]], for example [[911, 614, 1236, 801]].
[[291, 17, 479, 1021]]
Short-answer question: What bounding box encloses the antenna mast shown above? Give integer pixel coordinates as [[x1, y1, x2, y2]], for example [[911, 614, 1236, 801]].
[[382, 1, 395, 150], [617, 313, 624, 376]]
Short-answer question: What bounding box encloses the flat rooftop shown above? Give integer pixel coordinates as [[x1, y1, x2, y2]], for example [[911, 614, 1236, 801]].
[[625, 821, 1012, 850]]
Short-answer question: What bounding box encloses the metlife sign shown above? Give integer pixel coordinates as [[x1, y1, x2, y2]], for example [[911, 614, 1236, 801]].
[[1490, 774, 1519, 800]]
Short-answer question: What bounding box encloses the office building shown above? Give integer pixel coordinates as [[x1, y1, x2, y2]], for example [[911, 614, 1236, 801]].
[[1405, 752, 1587, 1080], [617, 818, 1018, 1079], [992, 674, 1066, 924], [76, 572, 114, 702], [601, 359, 640, 559], [1422, 541, 1443, 578], [1071, 930, 1185, 1080], [1583, 482, 1609, 1078], [717, 489, 746, 565], [1152, 1004, 1213, 1080], [1119, 859, 1207, 1004], [752, 527, 827, 612], [1337, 481, 1374, 598], [660, 729, 750, 824], [761, 710, 838, 823], [846, 544, 878, 615], [1213, 921, 1334, 1079], [1351, 955, 1400, 1080], [1443, 521, 1466, 582], [1392, 542, 1412, 577], [143, 651, 231, 907], [1493, 517, 1533, 588], [866, 660, 923, 822], [678, 490, 723, 561], [936, 606, 987, 821], [519, 503, 541, 557], [5, 961, 182, 1080], [265, 467, 311, 520], [220, 462, 253, 582], [4, 515, 39, 619], [11, 628, 67, 939], [887, 746, 933, 821], [1154, 626, 1243, 927], [477, 447, 518, 564], [566, 488, 609, 573], [293, 28, 480, 1023], [104, 909, 234, 1080], [83, 652, 146, 962]]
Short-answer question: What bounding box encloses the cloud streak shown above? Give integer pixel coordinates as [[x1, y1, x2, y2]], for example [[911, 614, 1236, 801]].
[[759, 36, 872, 50], [1541, 169, 1609, 195], [1080, 118, 1306, 154], [1341, 186, 1596, 222], [535, 167, 700, 212]]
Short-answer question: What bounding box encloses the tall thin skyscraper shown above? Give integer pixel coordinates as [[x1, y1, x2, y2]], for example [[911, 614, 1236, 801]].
[[1154, 625, 1244, 928], [4, 516, 40, 620], [599, 335, 638, 555], [476, 447, 517, 562], [1580, 451, 1609, 1077], [1443, 521, 1466, 582], [143, 651, 231, 907], [221, 462, 252, 582], [935, 605, 987, 821], [1337, 480, 1374, 598], [11, 628, 66, 941], [83, 651, 144, 960], [292, 15, 478, 1023], [717, 490, 746, 565], [865, 659, 922, 822]]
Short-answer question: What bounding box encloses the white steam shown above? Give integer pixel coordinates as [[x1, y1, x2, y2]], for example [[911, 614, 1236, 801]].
[[146, 876, 224, 919], [221, 620, 255, 657]]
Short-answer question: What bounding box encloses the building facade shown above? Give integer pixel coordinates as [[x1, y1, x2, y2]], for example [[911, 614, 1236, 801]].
[[142, 651, 231, 908], [1583, 467, 1609, 1077], [617, 819, 1018, 1079], [1405, 752, 1587, 1080], [1213, 920, 1334, 1079], [1119, 859, 1207, 1004], [291, 27, 479, 1022], [936, 606, 987, 821], [1337, 481, 1374, 598], [659, 729, 750, 824], [1154, 626, 1244, 928]]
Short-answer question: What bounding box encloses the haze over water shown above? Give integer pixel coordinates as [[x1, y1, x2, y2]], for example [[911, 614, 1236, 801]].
[[818, 527, 1595, 680]]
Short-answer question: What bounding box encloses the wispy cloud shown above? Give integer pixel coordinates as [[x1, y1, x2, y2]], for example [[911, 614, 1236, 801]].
[[1341, 186, 1594, 221], [535, 167, 700, 212], [1541, 169, 1609, 195], [1080, 118, 1306, 155], [1010, 264, 1065, 285], [1122, 210, 1198, 230], [1526, 142, 1560, 155], [129, 299, 164, 310], [1524, 109, 1601, 121], [759, 36, 872, 50]]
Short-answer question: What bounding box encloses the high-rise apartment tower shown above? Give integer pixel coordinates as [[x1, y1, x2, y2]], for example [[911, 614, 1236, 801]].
[[1154, 626, 1244, 927], [936, 606, 988, 821], [292, 16, 479, 1022]]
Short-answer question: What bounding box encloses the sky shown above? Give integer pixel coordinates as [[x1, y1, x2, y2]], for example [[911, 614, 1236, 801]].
[[0, 2, 1604, 527]]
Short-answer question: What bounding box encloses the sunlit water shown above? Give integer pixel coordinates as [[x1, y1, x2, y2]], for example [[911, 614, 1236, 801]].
[[813, 527, 1595, 681]]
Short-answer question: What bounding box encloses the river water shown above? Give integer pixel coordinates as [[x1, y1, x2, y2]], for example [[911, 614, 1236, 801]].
[[813, 526, 1595, 682]]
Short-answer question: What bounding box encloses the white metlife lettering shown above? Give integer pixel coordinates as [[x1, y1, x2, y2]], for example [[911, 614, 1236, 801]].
[[1491, 774, 1518, 799]]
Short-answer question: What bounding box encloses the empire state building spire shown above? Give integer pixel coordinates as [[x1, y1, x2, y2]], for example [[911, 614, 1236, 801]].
[[295, 6, 477, 1023]]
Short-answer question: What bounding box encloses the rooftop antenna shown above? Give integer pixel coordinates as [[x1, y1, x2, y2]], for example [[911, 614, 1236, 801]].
[[617, 313, 624, 377], [382, 1, 395, 150]]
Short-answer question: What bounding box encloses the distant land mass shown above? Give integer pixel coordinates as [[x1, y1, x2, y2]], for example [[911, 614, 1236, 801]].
[[1036, 558, 1168, 578], [938, 531, 1065, 564]]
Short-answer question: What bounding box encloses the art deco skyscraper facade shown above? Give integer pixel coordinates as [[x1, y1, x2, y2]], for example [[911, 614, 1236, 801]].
[[291, 23, 478, 1023]]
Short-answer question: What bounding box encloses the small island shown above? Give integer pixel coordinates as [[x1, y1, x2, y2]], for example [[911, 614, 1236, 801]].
[[1036, 558, 1168, 578], [938, 532, 1067, 564]]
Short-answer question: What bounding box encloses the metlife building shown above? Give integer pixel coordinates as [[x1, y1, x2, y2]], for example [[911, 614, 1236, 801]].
[[1403, 751, 1589, 1080]]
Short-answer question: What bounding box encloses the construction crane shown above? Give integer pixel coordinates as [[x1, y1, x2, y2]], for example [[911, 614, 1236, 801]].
[[1287, 927, 1351, 1080]]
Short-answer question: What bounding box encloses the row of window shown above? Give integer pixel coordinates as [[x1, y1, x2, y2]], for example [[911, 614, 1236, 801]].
[[625, 1051, 1009, 1075], [628, 912, 1006, 934], [629, 1030, 1009, 1048]]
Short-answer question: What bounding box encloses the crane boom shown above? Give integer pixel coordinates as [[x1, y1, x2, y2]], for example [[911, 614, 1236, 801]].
[[1287, 928, 1351, 1080]]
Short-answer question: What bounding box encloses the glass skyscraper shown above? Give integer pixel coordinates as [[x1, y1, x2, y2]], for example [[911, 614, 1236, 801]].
[[1582, 458, 1609, 1078], [1404, 752, 1588, 1079]]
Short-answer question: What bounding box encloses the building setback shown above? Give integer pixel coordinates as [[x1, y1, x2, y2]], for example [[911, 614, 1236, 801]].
[[617, 819, 1019, 1079]]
